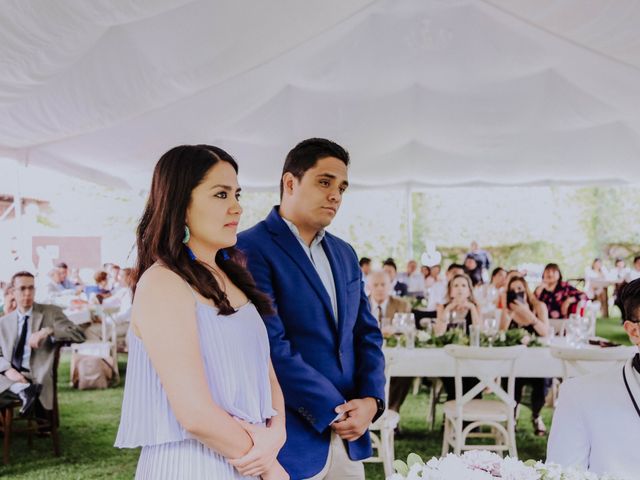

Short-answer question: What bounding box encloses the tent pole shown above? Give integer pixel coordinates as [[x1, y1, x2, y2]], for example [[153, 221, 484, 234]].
[[406, 185, 413, 260]]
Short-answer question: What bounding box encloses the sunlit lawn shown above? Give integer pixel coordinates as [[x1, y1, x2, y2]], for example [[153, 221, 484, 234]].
[[0, 317, 630, 479]]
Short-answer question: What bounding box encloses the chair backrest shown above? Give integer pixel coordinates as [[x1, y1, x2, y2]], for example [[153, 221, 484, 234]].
[[550, 346, 635, 378], [444, 345, 526, 411]]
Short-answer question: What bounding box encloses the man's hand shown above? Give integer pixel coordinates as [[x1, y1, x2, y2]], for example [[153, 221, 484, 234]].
[[28, 327, 53, 350], [4, 367, 28, 383], [331, 398, 377, 441]]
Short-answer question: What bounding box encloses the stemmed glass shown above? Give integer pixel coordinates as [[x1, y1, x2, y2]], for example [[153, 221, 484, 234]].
[[392, 313, 406, 349], [483, 315, 500, 347]]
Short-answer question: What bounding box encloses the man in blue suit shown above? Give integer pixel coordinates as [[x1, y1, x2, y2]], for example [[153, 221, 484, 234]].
[[237, 138, 385, 480]]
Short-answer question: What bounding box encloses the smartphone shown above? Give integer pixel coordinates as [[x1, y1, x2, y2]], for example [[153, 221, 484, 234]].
[[506, 291, 526, 305]]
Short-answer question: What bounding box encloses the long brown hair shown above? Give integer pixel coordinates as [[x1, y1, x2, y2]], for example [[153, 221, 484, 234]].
[[134, 145, 273, 316], [445, 273, 477, 305], [506, 275, 538, 311]]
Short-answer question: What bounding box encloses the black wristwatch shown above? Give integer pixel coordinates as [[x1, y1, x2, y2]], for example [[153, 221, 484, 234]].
[[372, 397, 385, 423]]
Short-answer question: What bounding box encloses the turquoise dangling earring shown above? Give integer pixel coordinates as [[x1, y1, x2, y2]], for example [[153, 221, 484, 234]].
[[182, 225, 190, 244]]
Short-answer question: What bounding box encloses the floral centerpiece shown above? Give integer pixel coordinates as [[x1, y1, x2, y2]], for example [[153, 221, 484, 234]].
[[388, 451, 623, 480], [384, 327, 541, 348]]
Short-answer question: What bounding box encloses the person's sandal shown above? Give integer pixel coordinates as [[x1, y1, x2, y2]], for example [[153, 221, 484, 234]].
[[533, 416, 546, 436]]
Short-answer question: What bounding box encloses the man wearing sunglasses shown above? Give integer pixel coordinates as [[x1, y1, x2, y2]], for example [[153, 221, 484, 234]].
[[0, 271, 85, 416], [547, 278, 640, 479]]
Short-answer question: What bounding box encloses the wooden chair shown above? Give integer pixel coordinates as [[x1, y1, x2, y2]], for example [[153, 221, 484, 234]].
[[365, 351, 400, 477], [0, 344, 63, 465], [441, 345, 526, 458], [550, 345, 635, 379]]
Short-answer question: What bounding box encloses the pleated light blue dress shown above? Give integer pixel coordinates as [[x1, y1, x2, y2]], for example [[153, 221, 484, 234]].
[[115, 289, 277, 480]]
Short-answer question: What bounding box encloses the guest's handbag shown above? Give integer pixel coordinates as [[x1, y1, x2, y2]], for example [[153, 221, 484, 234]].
[[71, 353, 118, 390]]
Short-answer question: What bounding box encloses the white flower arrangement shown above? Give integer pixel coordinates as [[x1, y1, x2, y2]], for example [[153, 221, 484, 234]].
[[388, 451, 623, 480]]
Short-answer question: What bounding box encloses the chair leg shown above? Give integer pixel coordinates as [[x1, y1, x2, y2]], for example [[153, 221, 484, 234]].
[[441, 417, 450, 456], [2, 408, 12, 465], [381, 428, 395, 478], [454, 418, 463, 455], [507, 418, 517, 458], [26, 418, 33, 448], [50, 409, 61, 457]]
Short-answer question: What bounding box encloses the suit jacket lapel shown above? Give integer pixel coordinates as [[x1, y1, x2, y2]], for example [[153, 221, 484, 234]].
[[30, 304, 44, 334], [4, 311, 19, 355], [265, 208, 338, 330], [322, 235, 347, 338]]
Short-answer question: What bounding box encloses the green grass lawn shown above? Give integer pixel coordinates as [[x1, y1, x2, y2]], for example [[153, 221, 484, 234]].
[[0, 317, 631, 479]]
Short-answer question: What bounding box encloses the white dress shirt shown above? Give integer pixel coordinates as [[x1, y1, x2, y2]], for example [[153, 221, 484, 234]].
[[282, 217, 338, 323], [547, 355, 640, 479], [369, 298, 389, 324]]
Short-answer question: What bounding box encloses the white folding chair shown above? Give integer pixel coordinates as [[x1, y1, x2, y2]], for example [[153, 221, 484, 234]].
[[550, 346, 634, 379], [441, 345, 526, 458], [366, 352, 400, 477]]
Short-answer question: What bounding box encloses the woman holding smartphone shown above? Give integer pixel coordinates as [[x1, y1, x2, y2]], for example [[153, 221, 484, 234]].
[[500, 275, 550, 436]]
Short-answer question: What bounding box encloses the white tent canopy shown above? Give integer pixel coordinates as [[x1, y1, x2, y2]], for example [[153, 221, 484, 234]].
[[2, 0, 640, 189]]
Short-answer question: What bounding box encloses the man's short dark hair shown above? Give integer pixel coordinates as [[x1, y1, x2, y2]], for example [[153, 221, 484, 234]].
[[382, 258, 397, 271], [634, 255, 640, 264], [55, 262, 68, 269], [447, 263, 464, 272], [617, 278, 640, 322], [11, 271, 35, 287], [280, 138, 350, 198], [359, 257, 371, 267]]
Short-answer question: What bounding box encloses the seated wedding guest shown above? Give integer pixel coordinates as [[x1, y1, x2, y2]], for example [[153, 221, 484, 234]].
[[627, 255, 640, 282], [107, 264, 121, 291], [427, 263, 465, 312], [585, 258, 610, 316], [613, 258, 629, 283], [383, 258, 408, 297], [547, 279, 640, 479], [613, 258, 630, 302], [430, 264, 442, 282], [436, 274, 481, 401], [463, 255, 483, 287], [359, 256, 371, 294], [534, 263, 587, 319], [0, 271, 85, 416], [435, 274, 481, 336], [0, 286, 16, 316], [476, 267, 507, 308], [398, 260, 425, 296], [84, 270, 112, 303], [359, 257, 371, 280], [422, 265, 434, 289], [69, 267, 83, 287], [500, 275, 550, 435], [102, 268, 134, 349], [44, 262, 80, 301], [367, 270, 412, 413]]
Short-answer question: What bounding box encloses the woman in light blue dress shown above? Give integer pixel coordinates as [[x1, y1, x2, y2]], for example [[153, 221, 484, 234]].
[[115, 145, 288, 480]]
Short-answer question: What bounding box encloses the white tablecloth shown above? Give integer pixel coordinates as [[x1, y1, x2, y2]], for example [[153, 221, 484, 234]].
[[384, 344, 637, 378]]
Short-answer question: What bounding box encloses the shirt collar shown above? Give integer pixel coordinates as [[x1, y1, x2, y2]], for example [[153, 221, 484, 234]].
[[281, 216, 326, 248], [18, 307, 33, 320]]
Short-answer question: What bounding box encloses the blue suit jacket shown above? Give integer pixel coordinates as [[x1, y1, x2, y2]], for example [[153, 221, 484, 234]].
[[237, 207, 385, 479]]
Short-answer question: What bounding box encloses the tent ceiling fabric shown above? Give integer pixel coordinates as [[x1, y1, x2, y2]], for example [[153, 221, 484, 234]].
[[1, 0, 640, 189]]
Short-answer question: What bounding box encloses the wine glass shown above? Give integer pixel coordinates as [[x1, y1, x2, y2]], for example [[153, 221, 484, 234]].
[[483, 316, 500, 347], [392, 313, 406, 348]]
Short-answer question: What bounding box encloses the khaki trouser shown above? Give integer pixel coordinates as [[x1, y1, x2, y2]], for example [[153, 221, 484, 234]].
[[305, 432, 365, 480]]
